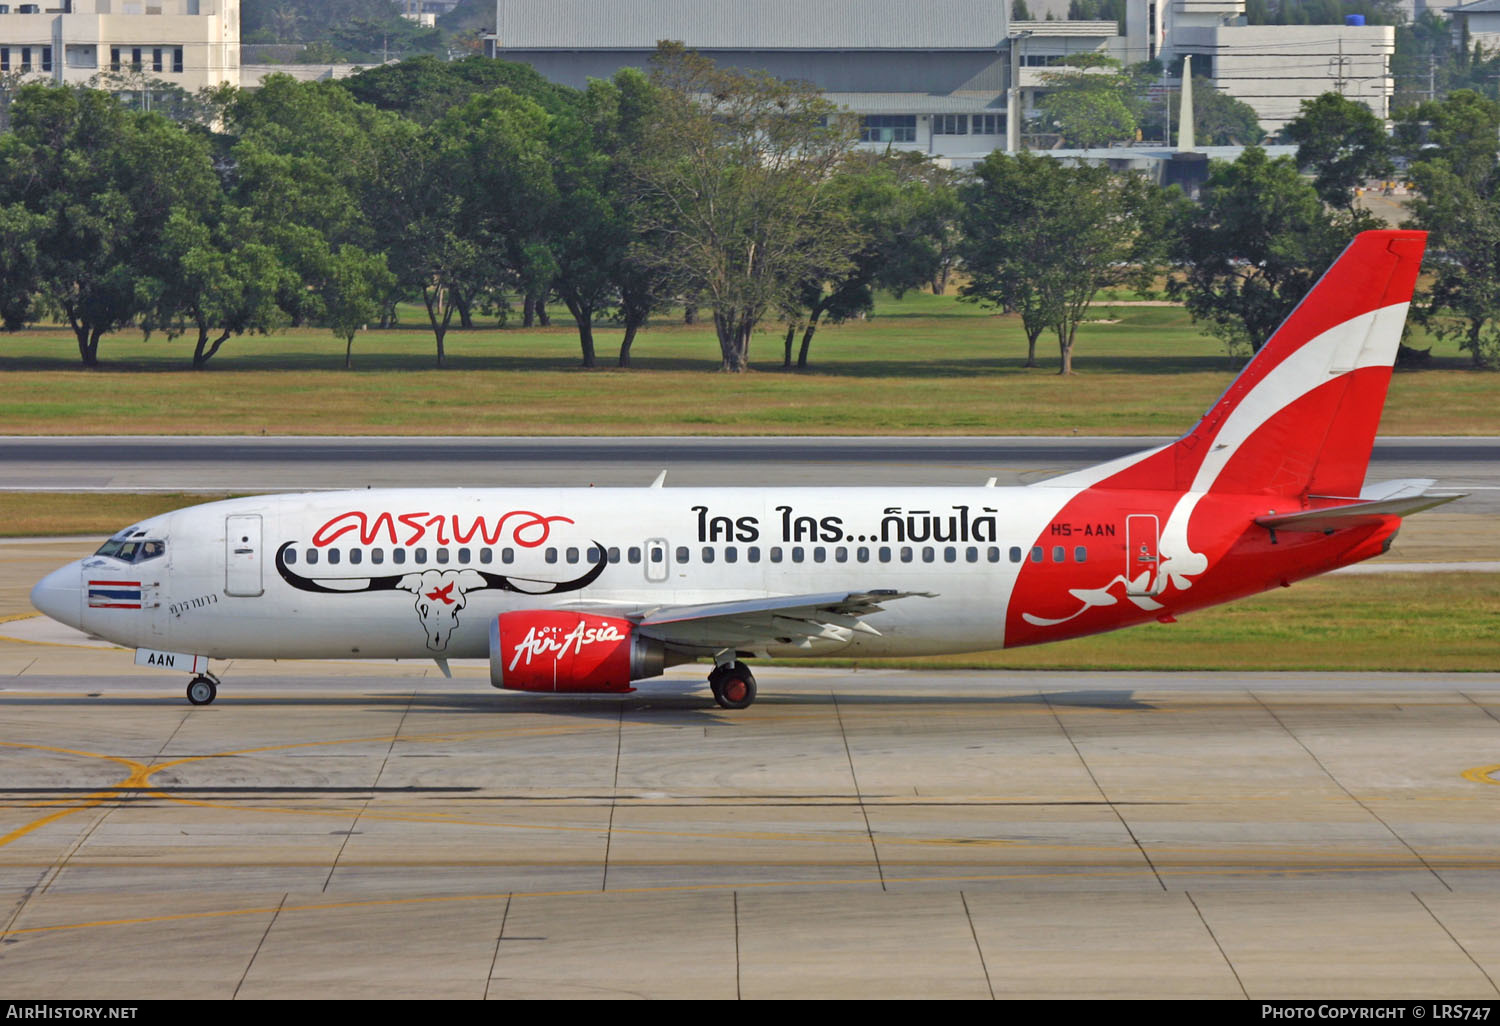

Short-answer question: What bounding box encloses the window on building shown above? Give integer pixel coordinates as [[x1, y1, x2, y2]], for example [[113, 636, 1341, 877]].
[[972, 114, 1003, 135], [172, 46, 182, 74], [40, 46, 51, 72], [0, 49, 8, 73], [131, 47, 142, 71], [933, 114, 968, 135], [20, 46, 30, 72], [860, 115, 916, 143], [109, 47, 119, 71], [151, 47, 162, 72]]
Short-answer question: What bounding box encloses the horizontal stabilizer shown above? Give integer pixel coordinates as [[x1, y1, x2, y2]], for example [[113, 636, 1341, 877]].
[[1255, 491, 1465, 533]]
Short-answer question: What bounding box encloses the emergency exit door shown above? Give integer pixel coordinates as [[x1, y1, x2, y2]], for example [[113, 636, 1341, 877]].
[[225, 514, 264, 597]]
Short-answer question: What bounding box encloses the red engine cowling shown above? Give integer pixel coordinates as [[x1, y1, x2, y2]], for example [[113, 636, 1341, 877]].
[[489, 611, 665, 693]]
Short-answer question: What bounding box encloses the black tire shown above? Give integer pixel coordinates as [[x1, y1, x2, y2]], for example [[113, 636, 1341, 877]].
[[712, 662, 757, 710], [186, 676, 217, 706]]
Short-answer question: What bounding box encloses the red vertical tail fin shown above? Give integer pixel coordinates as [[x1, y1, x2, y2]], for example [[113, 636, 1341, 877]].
[[1040, 230, 1427, 497]]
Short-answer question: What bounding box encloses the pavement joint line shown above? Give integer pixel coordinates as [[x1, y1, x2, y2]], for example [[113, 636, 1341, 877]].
[[602, 703, 624, 893], [483, 893, 511, 1001], [960, 891, 994, 1000], [1460, 691, 1500, 729], [833, 692, 885, 891], [323, 683, 420, 893], [1042, 689, 1166, 891], [1250, 690, 1455, 892], [1411, 890, 1500, 997], [1185, 890, 1249, 999], [234, 893, 285, 1000]]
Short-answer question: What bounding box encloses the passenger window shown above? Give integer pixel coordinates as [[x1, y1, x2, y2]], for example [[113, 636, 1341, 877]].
[[349, 548, 362, 565], [479, 548, 492, 564], [813, 547, 826, 563], [628, 547, 641, 564], [502, 547, 515, 564], [792, 546, 805, 563], [566, 547, 579, 564], [372, 548, 384, 565], [770, 547, 783, 563], [966, 547, 979, 563], [1010, 547, 1023, 563], [586, 547, 601, 563], [459, 547, 471, 563], [857, 546, 869, 562], [607, 547, 620, 564], [944, 546, 957, 563], [725, 546, 738, 563], [900, 546, 913, 563], [285, 548, 297, 565], [414, 547, 427, 563], [1053, 546, 1065, 563], [328, 548, 341, 565], [1075, 546, 1087, 562], [305, 548, 318, 565], [545, 548, 557, 564], [748, 546, 761, 563], [392, 548, 405, 565], [835, 547, 848, 563], [650, 546, 664, 563], [879, 546, 892, 562], [676, 546, 689, 564], [988, 547, 1001, 563], [702, 547, 715, 563], [922, 546, 935, 562], [438, 548, 451, 564], [1031, 546, 1044, 563]]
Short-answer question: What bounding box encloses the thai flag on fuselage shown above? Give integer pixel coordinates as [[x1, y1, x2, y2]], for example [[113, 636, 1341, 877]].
[[88, 580, 142, 609]]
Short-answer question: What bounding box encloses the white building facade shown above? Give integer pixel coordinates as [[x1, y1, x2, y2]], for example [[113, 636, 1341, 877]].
[[0, 0, 239, 92]]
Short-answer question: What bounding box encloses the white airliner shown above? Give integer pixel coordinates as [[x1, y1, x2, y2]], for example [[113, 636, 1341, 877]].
[[30, 230, 1460, 709]]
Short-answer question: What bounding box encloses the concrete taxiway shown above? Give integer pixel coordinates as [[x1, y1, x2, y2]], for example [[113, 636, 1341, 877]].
[[1, 663, 1498, 999]]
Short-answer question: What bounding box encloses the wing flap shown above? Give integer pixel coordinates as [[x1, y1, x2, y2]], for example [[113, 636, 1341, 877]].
[[633, 589, 935, 651], [1255, 491, 1465, 533]]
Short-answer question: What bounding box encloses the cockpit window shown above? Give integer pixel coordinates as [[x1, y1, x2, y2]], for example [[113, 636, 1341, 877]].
[[94, 538, 166, 563]]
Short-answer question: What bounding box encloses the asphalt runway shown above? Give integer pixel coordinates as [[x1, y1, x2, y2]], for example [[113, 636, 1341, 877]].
[[1, 437, 1497, 516], [1, 659, 1499, 999]]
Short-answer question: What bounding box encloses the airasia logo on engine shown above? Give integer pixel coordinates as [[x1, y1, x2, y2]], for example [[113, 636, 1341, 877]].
[[493, 611, 635, 693], [508, 621, 627, 671]]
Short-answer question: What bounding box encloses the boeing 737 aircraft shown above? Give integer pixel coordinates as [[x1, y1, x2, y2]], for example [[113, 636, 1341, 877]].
[[30, 230, 1461, 709]]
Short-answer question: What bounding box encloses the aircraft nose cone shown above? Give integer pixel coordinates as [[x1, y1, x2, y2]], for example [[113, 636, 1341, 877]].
[[30, 563, 81, 629]]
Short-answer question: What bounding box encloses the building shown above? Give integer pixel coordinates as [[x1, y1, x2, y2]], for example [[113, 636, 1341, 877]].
[[0, 0, 239, 92], [1161, 0, 1395, 132], [483, 0, 1394, 161], [1444, 0, 1500, 51]]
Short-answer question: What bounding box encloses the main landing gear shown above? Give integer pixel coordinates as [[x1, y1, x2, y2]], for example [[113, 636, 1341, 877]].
[[708, 661, 757, 710], [186, 671, 221, 706]]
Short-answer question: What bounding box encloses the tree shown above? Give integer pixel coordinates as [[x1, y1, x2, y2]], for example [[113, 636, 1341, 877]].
[[324, 244, 394, 369], [1284, 92, 1392, 210], [1136, 75, 1263, 147], [338, 55, 576, 124], [152, 207, 297, 368], [630, 43, 861, 372], [1398, 90, 1500, 368], [787, 151, 957, 369], [1035, 53, 1138, 148], [959, 152, 1160, 374], [0, 85, 219, 365], [1168, 146, 1368, 355]]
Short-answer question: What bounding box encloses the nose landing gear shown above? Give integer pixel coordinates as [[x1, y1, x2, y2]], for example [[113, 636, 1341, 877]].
[[186, 672, 221, 706]]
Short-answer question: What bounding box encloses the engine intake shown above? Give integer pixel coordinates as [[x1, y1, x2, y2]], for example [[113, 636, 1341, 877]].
[[489, 611, 665, 693]]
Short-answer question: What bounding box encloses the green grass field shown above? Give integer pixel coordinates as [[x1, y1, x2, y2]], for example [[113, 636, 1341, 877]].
[[2, 293, 1495, 435]]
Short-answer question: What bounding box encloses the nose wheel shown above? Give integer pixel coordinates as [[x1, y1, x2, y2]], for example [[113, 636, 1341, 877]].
[[186, 672, 220, 706], [708, 662, 757, 710]]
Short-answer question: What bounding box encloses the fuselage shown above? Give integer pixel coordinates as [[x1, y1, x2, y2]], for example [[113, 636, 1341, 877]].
[[32, 483, 1399, 663]]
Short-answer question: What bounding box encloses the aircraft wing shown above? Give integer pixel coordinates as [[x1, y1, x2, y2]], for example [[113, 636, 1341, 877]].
[[627, 590, 935, 651]]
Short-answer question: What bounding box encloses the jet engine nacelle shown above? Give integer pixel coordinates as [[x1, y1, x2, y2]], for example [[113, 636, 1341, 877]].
[[489, 611, 665, 693]]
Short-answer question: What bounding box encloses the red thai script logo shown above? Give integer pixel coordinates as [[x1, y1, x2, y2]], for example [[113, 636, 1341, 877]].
[[311, 510, 573, 549]]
